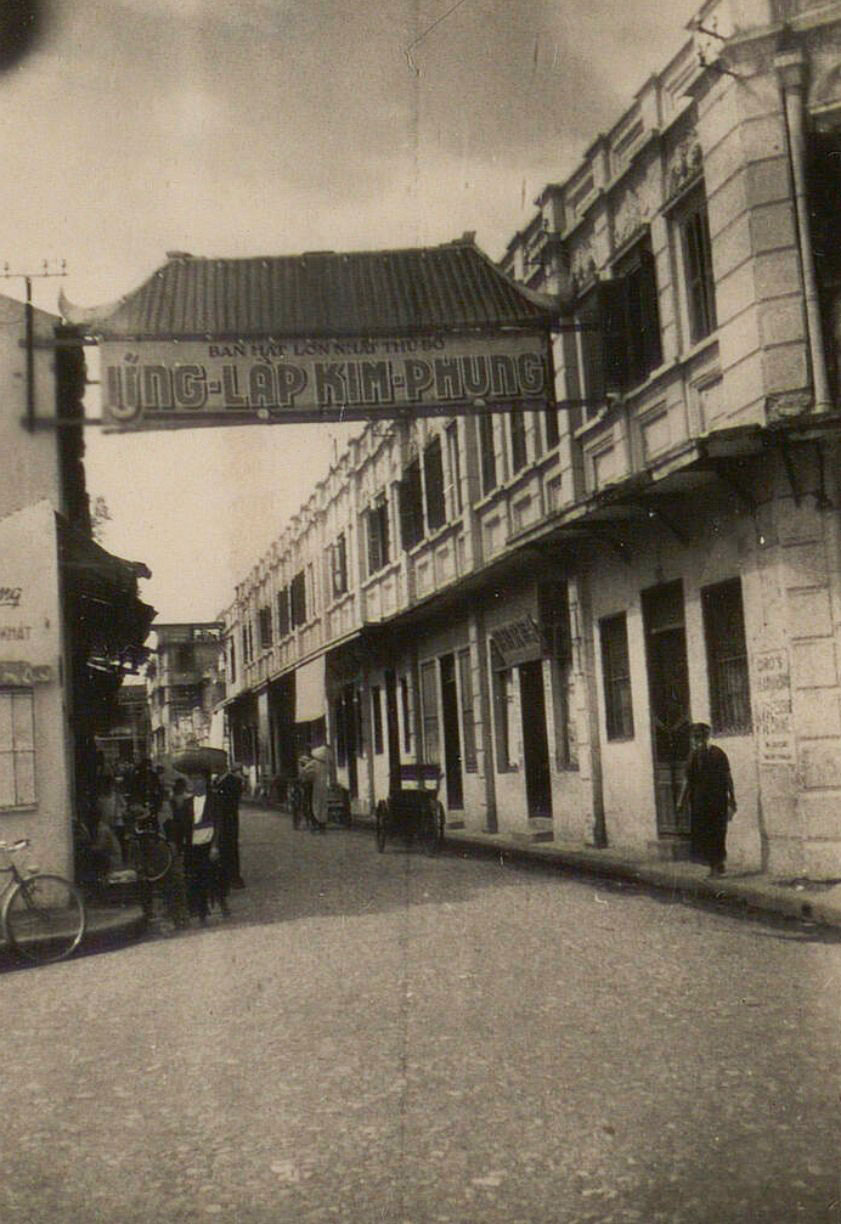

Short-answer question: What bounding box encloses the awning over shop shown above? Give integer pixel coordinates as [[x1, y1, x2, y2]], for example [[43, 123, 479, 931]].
[[57, 515, 156, 673], [295, 655, 326, 723]]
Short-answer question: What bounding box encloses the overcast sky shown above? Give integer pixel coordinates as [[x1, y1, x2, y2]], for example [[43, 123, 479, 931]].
[[5, 0, 700, 620]]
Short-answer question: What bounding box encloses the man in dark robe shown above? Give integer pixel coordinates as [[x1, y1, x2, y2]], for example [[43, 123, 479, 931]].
[[678, 722, 736, 876], [214, 762, 246, 889]]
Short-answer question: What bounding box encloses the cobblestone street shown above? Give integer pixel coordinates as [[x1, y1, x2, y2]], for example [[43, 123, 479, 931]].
[[2, 807, 840, 1223]]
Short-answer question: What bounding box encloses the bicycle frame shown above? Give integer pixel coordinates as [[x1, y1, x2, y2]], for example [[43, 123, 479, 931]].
[[0, 839, 37, 901]]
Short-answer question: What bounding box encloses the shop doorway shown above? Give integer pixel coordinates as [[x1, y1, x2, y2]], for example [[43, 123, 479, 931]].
[[341, 684, 358, 799], [519, 659, 552, 820], [642, 581, 691, 837], [384, 670, 401, 792], [439, 653, 464, 810]]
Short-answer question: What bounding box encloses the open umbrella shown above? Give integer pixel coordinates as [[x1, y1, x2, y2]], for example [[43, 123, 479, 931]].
[[170, 746, 229, 776]]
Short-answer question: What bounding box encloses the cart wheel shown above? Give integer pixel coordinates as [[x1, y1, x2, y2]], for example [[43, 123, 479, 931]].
[[375, 801, 388, 853]]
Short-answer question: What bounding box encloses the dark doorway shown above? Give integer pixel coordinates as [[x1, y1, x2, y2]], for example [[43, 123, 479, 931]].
[[642, 581, 691, 837], [384, 670, 401, 793], [439, 654, 464, 810], [519, 660, 552, 820], [341, 684, 358, 799]]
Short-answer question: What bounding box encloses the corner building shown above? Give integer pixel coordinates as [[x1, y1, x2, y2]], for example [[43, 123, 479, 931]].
[[223, 0, 841, 875]]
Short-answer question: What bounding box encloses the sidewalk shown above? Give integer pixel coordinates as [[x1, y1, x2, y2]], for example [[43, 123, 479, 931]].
[[442, 825, 841, 931], [332, 801, 841, 932]]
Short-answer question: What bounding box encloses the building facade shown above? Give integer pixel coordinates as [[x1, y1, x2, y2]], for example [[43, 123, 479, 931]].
[[0, 295, 152, 878], [221, 0, 841, 878]]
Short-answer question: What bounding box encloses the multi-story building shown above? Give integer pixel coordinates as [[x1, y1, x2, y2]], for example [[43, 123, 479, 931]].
[[221, 0, 841, 878], [0, 293, 152, 877], [95, 683, 151, 771], [146, 623, 224, 760]]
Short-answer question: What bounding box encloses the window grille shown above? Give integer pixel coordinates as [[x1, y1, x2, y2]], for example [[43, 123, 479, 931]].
[[702, 578, 751, 733], [600, 613, 634, 739]]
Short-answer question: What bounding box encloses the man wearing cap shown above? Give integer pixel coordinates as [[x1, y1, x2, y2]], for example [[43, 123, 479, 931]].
[[678, 722, 737, 877]]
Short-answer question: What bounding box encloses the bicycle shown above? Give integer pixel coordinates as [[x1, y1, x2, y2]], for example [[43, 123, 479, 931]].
[[125, 814, 173, 884], [0, 838, 86, 965]]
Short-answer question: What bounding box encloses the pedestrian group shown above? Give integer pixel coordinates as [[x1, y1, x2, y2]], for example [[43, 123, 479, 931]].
[[81, 754, 246, 932]]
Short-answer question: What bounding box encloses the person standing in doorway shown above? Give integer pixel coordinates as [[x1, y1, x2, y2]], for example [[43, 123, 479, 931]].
[[678, 722, 737, 877], [301, 746, 330, 833]]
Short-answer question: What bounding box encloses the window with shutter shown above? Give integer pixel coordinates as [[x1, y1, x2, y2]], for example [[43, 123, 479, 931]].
[[331, 533, 348, 597], [277, 587, 290, 637], [599, 235, 662, 393], [509, 409, 527, 473], [399, 461, 424, 550], [445, 423, 463, 516], [478, 414, 497, 495], [544, 406, 560, 449], [424, 436, 446, 530], [681, 199, 716, 343], [367, 496, 390, 575], [290, 571, 307, 627]]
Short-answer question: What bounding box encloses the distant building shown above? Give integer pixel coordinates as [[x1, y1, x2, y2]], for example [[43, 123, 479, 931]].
[[146, 623, 224, 759], [95, 683, 151, 771]]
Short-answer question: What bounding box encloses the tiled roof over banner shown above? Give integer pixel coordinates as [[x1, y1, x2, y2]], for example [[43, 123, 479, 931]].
[[61, 239, 556, 338]]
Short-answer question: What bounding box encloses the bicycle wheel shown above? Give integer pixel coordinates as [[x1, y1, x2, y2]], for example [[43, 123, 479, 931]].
[[135, 834, 173, 883], [5, 874, 86, 964]]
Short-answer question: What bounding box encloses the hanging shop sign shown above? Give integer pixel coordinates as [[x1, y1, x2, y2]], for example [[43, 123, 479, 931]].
[[490, 616, 544, 669], [99, 331, 551, 430], [0, 500, 61, 674]]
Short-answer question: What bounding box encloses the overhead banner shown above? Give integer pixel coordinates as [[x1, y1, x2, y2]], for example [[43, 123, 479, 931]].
[[99, 331, 551, 430]]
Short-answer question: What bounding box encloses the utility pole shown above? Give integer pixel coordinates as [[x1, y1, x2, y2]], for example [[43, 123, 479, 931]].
[[1, 261, 68, 431]]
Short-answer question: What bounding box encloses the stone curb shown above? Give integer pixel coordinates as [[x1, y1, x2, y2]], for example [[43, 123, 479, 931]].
[[341, 808, 841, 931]]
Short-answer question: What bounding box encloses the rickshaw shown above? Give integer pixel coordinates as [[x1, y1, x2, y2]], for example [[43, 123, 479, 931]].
[[374, 763, 445, 855]]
